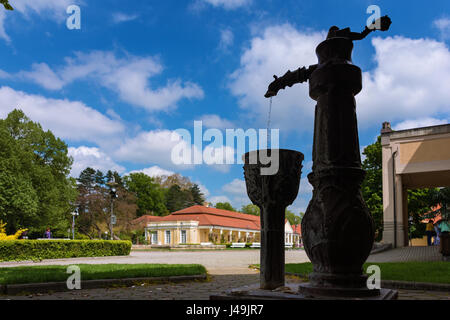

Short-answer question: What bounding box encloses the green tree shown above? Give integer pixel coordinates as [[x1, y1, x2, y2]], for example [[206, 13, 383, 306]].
[[407, 188, 435, 239], [0, 110, 77, 235], [241, 204, 260, 216], [361, 136, 384, 240], [76, 168, 105, 238], [190, 184, 205, 205], [286, 209, 301, 226], [124, 173, 167, 217], [165, 184, 193, 213], [215, 202, 236, 212], [77, 168, 138, 238]]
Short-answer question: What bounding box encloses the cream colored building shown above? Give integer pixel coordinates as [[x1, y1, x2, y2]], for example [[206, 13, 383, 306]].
[[133, 205, 302, 247], [381, 122, 450, 247]]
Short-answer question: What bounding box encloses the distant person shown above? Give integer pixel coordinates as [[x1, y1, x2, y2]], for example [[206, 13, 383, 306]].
[[44, 228, 52, 239], [20, 230, 29, 240], [426, 219, 434, 246], [433, 222, 441, 246]]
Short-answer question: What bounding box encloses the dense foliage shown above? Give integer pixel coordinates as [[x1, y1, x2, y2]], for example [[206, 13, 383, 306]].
[[124, 173, 167, 217], [76, 168, 138, 239], [286, 210, 302, 226], [0, 240, 131, 262], [215, 202, 237, 212], [0, 110, 77, 236], [241, 204, 260, 216]]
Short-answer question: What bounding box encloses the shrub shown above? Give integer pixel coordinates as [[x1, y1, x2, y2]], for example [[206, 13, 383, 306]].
[[0, 240, 132, 262], [0, 221, 27, 241], [75, 233, 91, 240]]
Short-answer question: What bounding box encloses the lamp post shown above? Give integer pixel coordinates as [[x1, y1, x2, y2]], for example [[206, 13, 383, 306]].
[[71, 210, 79, 240], [107, 178, 118, 241]]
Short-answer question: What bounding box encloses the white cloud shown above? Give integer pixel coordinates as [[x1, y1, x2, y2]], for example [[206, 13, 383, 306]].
[[433, 17, 450, 40], [229, 24, 324, 131], [17, 51, 204, 112], [18, 63, 65, 90], [216, 178, 250, 210], [196, 183, 210, 198], [357, 36, 450, 129], [0, 86, 125, 145], [393, 118, 448, 131], [0, 0, 75, 42], [112, 12, 139, 24], [209, 195, 232, 205], [12, 0, 74, 18], [114, 128, 236, 173], [114, 130, 193, 169], [219, 28, 234, 51], [299, 178, 313, 195], [231, 25, 450, 133], [199, 114, 234, 129], [199, 0, 252, 10], [68, 146, 125, 178], [128, 166, 175, 178], [222, 179, 246, 195]]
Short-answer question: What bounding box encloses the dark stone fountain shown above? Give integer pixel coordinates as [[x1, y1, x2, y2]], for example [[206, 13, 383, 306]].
[[211, 16, 398, 300], [243, 149, 304, 290]]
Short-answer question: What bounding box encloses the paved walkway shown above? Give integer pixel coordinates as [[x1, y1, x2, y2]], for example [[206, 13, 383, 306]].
[[0, 248, 448, 300], [367, 246, 442, 263]]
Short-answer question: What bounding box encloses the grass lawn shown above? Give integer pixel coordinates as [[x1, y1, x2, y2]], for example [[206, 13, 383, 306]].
[[284, 262, 450, 284], [0, 264, 207, 285]]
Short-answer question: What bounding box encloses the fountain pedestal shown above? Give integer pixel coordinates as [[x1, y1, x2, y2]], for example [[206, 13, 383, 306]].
[[243, 149, 304, 290], [298, 37, 395, 298]]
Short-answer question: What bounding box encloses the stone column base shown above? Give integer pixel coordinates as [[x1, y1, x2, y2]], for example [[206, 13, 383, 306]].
[[298, 282, 381, 298], [210, 282, 398, 300]]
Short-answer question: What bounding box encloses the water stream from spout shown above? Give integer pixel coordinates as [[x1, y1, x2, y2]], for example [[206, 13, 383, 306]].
[[267, 97, 273, 145]]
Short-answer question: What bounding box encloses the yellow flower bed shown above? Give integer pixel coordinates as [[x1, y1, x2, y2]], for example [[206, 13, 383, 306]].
[[0, 220, 27, 241]]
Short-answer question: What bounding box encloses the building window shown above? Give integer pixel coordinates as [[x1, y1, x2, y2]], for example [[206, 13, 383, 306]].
[[151, 232, 158, 245], [165, 230, 171, 245], [180, 230, 187, 244]]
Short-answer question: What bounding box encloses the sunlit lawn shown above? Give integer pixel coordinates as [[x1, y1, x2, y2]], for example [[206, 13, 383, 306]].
[[0, 264, 207, 285], [284, 262, 450, 284]]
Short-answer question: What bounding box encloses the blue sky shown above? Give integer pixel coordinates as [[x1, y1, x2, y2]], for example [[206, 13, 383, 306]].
[[0, 0, 449, 214]]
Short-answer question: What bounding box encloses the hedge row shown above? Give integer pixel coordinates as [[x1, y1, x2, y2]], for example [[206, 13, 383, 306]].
[[0, 240, 132, 262]]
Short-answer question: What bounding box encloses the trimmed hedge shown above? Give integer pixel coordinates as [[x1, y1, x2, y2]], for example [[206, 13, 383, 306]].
[[0, 240, 132, 262]]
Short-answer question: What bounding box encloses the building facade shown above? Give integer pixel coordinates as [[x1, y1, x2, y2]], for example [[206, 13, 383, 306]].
[[133, 205, 301, 247], [381, 122, 450, 247]]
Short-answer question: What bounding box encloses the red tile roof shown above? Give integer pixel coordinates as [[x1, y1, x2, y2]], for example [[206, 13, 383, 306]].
[[292, 224, 302, 236], [421, 205, 442, 224], [136, 205, 261, 231], [165, 205, 261, 231], [131, 215, 164, 226]]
